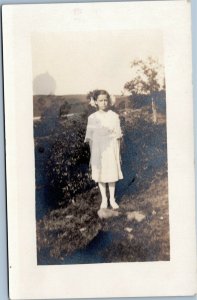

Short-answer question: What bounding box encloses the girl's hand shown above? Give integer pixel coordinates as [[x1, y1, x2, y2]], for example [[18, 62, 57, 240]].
[[89, 140, 92, 154], [85, 138, 92, 151], [118, 137, 123, 151], [117, 138, 123, 165]]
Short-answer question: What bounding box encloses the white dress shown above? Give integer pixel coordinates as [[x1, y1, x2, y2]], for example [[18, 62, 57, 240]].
[[85, 110, 123, 183]]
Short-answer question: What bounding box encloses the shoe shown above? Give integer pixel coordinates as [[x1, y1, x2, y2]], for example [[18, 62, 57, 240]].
[[110, 199, 119, 210], [100, 197, 108, 209]]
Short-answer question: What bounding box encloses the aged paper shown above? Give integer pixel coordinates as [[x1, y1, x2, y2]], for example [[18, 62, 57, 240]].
[[2, 0, 196, 299]]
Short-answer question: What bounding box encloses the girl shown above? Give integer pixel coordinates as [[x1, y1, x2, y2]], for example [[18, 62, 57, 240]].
[[85, 90, 123, 209]]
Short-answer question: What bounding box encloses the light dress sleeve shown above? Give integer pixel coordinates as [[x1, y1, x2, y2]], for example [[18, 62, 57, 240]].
[[84, 115, 94, 143], [115, 114, 123, 139]]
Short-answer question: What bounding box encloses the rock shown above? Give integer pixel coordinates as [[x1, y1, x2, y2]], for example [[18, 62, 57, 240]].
[[124, 227, 133, 233], [152, 210, 156, 215], [80, 227, 86, 232], [97, 208, 120, 219], [66, 215, 73, 219], [135, 212, 145, 222], [160, 216, 164, 220], [128, 233, 134, 240], [127, 211, 145, 222], [126, 212, 135, 221]]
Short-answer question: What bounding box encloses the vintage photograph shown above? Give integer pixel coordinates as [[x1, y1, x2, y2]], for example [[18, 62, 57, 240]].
[[32, 30, 169, 265], [3, 1, 196, 298]]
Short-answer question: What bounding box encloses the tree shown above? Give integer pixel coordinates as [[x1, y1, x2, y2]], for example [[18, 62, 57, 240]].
[[124, 57, 165, 123], [59, 101, 72, 117]]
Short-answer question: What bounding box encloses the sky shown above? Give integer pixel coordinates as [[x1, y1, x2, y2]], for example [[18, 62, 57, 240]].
[[32, 30, 164, 95]]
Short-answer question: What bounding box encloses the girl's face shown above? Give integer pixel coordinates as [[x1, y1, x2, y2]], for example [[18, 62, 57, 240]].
[[96, 94, 109, 111]]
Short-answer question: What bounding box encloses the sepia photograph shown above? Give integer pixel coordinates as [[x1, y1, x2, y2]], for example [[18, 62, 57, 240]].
[[32, 30, 170, 265], [3, 1, 196, 298]]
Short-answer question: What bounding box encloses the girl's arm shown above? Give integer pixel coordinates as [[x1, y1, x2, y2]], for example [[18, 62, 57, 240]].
[[119, 136, 124, 151], [84, 115, 93, 143], [117, 137, 123, 165], [85, 139, 92, 168], [115, 114, 123, 139], [86, 139, 92, 154]]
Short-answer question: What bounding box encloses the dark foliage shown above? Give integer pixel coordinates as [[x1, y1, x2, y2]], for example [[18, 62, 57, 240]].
[[45, 115, 95, 208], [127, 91, 166, 111], [59, 101, 72, 117]]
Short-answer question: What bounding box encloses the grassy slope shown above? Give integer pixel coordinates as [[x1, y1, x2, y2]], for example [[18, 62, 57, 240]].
[[102, 172, 169, 262], [37, 170, 169, 263]]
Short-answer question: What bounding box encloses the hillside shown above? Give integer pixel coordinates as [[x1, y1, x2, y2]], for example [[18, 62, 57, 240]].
[[33, 94, 88, 117], [33, 92, 166, 118]]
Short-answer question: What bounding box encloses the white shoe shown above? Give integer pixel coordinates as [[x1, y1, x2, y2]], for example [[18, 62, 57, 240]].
[[110, 199, 119, 210], [100, 197, 108, 209]]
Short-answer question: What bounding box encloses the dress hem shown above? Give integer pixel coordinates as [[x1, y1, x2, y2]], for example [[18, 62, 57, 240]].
[[92, 176, 123, 183]]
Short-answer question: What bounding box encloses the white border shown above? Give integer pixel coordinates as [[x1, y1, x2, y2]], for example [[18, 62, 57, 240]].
[[2, 1, 197, 299]]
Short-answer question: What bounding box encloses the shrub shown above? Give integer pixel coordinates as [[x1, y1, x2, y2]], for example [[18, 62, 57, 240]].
[[116, 116, 167, 199], [46, 115, 95, 208]]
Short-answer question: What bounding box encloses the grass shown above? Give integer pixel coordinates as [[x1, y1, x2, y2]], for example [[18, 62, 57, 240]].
[[36, 169, 169, 264], [101, 171, 169, 262]]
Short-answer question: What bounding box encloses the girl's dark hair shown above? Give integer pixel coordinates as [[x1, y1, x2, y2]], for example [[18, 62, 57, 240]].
[[87, 89, 110, 101]]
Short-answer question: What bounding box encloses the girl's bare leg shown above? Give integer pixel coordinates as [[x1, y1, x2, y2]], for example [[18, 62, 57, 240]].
[[109, 182, 119, 209], [98, 182, 108, 209]]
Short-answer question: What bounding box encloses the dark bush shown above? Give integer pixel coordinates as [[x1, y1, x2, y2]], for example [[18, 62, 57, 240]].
[[116, 117, 167, 199], [46, 115, 95, 208]]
